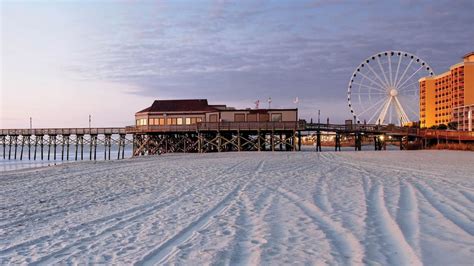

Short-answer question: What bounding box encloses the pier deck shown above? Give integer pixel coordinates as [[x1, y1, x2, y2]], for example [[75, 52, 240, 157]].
[[1, 123, 473, 160]]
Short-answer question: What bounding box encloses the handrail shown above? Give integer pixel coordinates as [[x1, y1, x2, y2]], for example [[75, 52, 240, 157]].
[[0, 128, 127, 135], [1, 124, 473, 141], [126, 121, 302, 133]]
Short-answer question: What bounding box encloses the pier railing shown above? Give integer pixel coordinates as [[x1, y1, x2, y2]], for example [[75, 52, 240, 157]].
[[198, 121, 304, 131], [127, 121, 305, 133], [0, 128, 127, 135], [2, 125, 473, 141], [419, 129, 474, 141]]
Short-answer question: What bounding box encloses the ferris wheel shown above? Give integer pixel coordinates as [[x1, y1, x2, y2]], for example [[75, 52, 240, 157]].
[[347, 51, 434, 125]]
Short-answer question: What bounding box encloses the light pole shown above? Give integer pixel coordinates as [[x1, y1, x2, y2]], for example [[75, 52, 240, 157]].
[[30, 117, 32, 129], [318, 109, 320, 124], [89, 114, 91, 129]]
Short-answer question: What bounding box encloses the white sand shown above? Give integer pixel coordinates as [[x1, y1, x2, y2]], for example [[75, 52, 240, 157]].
[[1, 151, 473, 265]]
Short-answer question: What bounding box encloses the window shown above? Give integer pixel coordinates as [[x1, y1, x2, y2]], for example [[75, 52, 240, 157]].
[[271, 113, 282, 122], [191, 118, 197, 124], [167, 118, 172, 125], [159, 118, 165, 126], [209, 114, 218, 122], [247, 114, 257, 122], [234, 113, 246, 122], [197, 118, 202, 123], [185, 118, 191, 125], [259, 113, 269, 122], [136, 118, 147, 126], [177, 118, 183, 125]]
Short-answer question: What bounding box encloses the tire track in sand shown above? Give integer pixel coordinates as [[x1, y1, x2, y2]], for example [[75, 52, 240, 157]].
[[276, 187, 364, 265], [27, 184, 200, 265], [135, 184, 244, 266], [396, 180, 421, 259], [366, 183, 421, 265], [414, 179, 474, 222], [57, 160, 251, 264], [205, 187, 273, 266], [227, 191, 271, 265], [413, 181, 474, 235], [312, 165, 339, 214], [228, 164, 276, 265], [135, 160, 265, 266], [3, 160, 248, 264], [460, 190, 474, 203], [353, 159, 422, 265]]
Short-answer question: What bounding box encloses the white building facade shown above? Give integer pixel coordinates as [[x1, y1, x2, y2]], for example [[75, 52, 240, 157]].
[[453, 104, 474, 131]]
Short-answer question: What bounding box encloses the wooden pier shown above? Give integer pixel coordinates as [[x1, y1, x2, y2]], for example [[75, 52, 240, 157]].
[[304, 123, 474, 151], [1, 123, 474, 161], [127, 121, 304, 155], [0, 128, 129, 161]]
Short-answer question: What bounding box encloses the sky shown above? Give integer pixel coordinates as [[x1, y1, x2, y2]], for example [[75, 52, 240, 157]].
[[1, 0, 473, 128]]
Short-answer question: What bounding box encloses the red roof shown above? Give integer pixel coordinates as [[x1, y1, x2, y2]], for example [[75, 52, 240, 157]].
[[137, 99, 220, 113], [463, 51, 474, 58]]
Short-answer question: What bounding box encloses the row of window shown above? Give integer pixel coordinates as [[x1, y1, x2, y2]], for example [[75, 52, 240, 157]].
[[136, 113, 284, 126], [435, 80, 451, 85], [149, 117, 202, 126], [234, 113, 282, 122], [435, 106, 451, 111], [435, 99, 452, 104], [136, 117, 203, 126], [436, 91, 451, 95]]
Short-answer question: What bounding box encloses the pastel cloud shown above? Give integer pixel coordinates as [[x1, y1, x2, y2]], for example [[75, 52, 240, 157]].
[[2, 0, 473, 127]]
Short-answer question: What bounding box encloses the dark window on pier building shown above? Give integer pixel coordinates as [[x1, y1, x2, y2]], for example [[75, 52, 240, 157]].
[[271, 113, 282, 122], [234, 114, 246, 122]]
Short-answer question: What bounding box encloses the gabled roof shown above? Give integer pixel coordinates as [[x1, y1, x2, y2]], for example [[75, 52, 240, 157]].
[[137, 99, 220, 113]]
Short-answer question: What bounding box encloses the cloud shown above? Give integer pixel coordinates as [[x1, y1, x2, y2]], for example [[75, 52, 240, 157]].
[[62, 0, 474, 121]]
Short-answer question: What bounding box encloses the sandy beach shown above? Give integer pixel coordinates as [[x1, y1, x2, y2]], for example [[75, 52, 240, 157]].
[[1, 151, 473, 265]]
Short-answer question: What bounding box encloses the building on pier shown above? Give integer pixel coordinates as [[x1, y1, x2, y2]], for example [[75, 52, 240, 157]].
[[419, 52, 474, 129], [134, 99, 225, 127], [134, 99, 297, 127], [127, 99, 301, 155]]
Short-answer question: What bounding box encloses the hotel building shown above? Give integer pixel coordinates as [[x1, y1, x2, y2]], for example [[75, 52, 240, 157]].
[[419, 52, 474, 129]]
